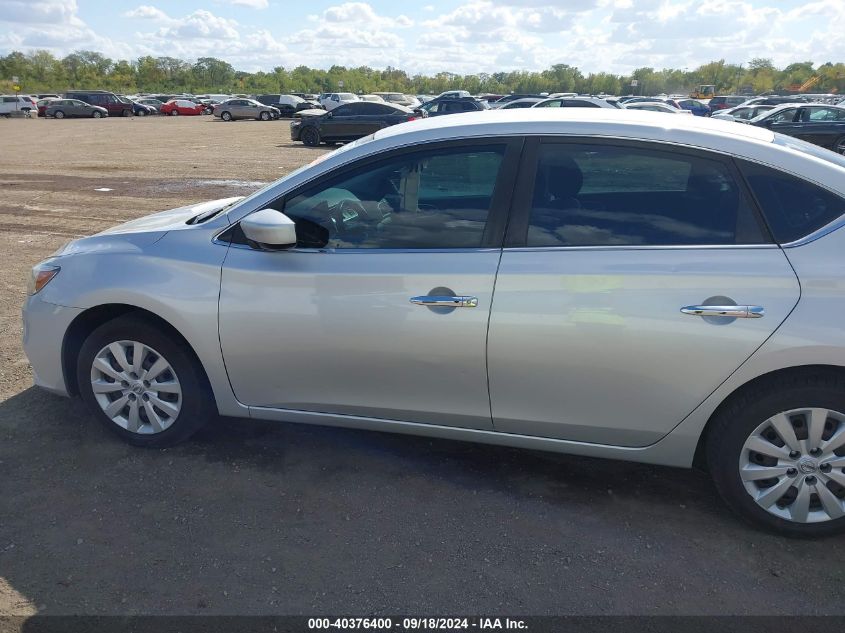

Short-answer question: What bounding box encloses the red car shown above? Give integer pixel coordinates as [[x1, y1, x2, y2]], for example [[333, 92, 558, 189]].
[[36, 98, 57, 117], [159, 99, 205, 116]]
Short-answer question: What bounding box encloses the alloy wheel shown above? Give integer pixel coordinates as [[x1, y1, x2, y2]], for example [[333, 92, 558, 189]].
[[90, 340, 182, 435], [740, 407, 845, 523]]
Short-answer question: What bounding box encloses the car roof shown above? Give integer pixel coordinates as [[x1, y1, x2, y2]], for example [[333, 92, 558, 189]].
[[371, 108, 776, 147]]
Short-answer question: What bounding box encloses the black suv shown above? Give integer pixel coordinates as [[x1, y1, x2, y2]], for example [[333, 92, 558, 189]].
[[420, 97, 489, 117], [64, 90, 133, 117]]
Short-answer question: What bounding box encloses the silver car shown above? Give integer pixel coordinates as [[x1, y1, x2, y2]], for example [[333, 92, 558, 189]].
[[22, 110, 845, 536], [213, 98, 279, 121]]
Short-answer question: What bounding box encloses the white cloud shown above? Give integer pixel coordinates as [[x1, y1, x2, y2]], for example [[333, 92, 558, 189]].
[[2, 0, 83, 25], [228, 0, 269, 9], [124, 5, 172, 21]]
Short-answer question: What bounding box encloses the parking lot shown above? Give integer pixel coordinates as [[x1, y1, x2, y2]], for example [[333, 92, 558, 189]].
[[1, 115, 844, 617]]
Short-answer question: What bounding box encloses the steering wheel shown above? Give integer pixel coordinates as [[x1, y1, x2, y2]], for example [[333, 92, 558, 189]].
[[329, 198, 367, 231]]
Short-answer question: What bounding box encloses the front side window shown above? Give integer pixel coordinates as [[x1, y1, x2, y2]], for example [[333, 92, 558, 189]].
[[278, 144, 507, 249], [739, 160, 845, 243], [769, 108, 798, 123], [536, 100, 562, 108], [525, 143, 767, 247]]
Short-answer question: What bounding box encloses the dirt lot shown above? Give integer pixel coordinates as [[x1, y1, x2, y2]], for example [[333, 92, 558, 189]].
[[1, 115, 844, 618]]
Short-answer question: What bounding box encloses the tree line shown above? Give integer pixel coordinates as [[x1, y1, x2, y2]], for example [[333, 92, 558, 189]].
[[1, 50, 844, 97]]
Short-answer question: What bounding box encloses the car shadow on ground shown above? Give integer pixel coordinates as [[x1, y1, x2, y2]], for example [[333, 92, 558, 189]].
[[2, 386, 843, 616]]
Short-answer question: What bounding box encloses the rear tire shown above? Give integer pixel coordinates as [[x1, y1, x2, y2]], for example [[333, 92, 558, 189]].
[[301, 127, 320, 146], [77, 315, 214, 448], [707, 369, 845, 537], [171, 110, 179, 116]]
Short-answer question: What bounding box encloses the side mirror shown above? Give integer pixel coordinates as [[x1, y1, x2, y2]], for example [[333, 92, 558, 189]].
[[240, 209, 297, 251]]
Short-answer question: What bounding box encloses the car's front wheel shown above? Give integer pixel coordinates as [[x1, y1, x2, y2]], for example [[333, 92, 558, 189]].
[[834, 135, 845, 156], [77, 315, 213, 448], [259, 111, 270, 121], [92, 111, 102, 118], [54, 110, 65, 119], [137, 109, 147, 117], [221, 111, 232, 121], [301, 127, 320, 146], [707, 370, 845, 537]]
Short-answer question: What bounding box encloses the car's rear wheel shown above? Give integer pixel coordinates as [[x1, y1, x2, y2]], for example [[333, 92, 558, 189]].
[[834, 136, 845, 155], [707, 370, 845, 537], [77, 315, 214, 448], [54, 110, 65, 119], [259, 111, 270, 121], [92, 111, 102, 118], [170, 110, 179, 116], [221, 111, 232, 121], [301, 127, 320, 146]]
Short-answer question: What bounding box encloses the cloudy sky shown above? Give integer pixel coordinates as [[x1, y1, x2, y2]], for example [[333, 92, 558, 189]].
[[1, 0, 843, 74]]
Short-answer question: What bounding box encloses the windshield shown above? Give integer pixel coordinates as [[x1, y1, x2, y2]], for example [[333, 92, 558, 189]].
[[223, 135, 377, 218], [338, 93, 357, 100]]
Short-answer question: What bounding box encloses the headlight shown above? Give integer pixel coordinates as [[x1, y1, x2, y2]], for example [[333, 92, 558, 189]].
[[28, 261, 60, 295]]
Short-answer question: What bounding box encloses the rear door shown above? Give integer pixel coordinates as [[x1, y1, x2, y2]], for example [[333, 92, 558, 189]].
[[219, 139, 523, 428], [487, 138, 800, 447]]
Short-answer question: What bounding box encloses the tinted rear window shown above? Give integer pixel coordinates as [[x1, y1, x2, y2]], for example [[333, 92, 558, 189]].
[[739, 159, 845, 243], [526, 143, 767, 247]]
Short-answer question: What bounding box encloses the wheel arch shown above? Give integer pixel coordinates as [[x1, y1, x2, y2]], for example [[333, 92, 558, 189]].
[[62, 304, 215, 409], [693, 364, 845, 470]]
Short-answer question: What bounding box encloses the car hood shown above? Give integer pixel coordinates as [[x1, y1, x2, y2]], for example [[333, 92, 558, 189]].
[[54, 197, 242, 257]]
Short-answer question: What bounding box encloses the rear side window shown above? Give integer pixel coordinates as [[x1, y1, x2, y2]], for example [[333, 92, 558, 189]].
[[525, 143, 767, 247], [739, 160, 845, 243]]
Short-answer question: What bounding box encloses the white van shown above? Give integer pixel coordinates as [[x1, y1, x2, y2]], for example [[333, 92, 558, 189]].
[[318, 92, 360, 111], [0, 95, 36, 116]]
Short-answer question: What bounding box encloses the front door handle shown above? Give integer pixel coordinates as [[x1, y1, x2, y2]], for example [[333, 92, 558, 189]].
[[410, 295, 478, 308], [681, 305, 765, 318]]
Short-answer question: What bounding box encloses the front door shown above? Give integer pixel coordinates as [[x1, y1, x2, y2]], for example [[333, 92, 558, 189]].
[[487, 139, 801, 447], [219, 139, 521, 429]]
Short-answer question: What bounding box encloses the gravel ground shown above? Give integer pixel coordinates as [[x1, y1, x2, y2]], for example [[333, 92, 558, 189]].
[[1, 115, 844, 618]]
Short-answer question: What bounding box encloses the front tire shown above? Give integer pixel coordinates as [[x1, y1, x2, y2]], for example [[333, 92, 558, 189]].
[[137, 109, 147, 117], [259, 111, 270, 121], [301, 127, 320, 146], [77, 315, 214, 448], [221, 111, 232, 121], [707, 370, 845, 537], [92, 111, 102, 118], [54, 110, 65, 119], [834, 135, 845, 156]]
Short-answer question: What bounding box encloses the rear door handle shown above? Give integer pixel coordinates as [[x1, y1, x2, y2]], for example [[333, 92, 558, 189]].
[[680, 305, 765, 318], [410, 295, 478, 308]]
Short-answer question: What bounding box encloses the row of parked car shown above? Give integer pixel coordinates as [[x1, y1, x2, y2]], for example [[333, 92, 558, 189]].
[[285, 90, 845, 156]]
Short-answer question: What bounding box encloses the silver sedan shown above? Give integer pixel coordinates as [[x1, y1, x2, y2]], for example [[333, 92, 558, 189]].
[[22, 109, 845, 536]]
